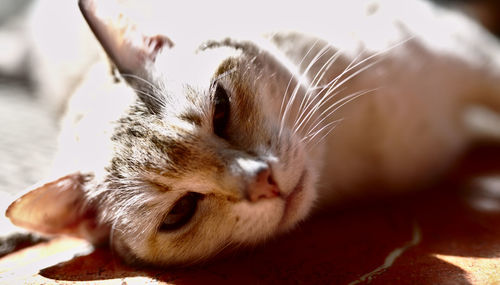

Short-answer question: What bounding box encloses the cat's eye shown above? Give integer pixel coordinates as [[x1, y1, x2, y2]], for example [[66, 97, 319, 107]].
[[159, 192, 202, 232], [213, 83, 230, 138]]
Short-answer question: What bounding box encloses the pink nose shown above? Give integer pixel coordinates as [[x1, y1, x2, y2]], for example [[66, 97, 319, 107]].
[[247, 168, 280, 202]]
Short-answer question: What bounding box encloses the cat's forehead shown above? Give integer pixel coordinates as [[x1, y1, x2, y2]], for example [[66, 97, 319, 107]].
[[156, 43, 244, 89]]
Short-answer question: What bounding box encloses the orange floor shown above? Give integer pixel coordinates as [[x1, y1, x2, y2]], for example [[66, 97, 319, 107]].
[[1, 145, 500, 284]]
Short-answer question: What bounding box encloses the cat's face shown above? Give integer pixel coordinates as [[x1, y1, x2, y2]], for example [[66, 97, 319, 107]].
[[5, 0, 319, 266], [98, 40, 317, 265]]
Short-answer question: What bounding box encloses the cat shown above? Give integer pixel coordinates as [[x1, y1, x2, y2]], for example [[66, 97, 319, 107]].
[[5, 0, 500, 266]]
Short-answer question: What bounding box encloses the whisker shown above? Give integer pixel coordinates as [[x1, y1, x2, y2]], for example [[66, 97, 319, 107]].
[[292, 44, 333, 126], [292, 45, 373, 136], [281, 43, 332, 140], [306, 120, 341, 151], [279, 40, 319, 138], [293, 88, 345, 136], [318, 35, 414, 101], [121, 73, 162, 92], [304, 89, 376, 142], [130, 87, 167, 109], [298, 55, 382, 133], [319, 46, 367, 93], [292, 47, 341, 132], [309, 48, 342, 93], [323, 59, 380, 103], [293, 58, 377, 137], [212, 67, 237, 85], [301, 118, 344, 143]]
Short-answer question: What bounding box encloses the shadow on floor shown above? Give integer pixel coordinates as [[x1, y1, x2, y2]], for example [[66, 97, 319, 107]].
[[6, 144, 500, 284]]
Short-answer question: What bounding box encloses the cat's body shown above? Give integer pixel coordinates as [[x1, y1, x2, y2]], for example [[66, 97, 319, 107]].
[[6, 0, 500, 266], [278, 34, 500, 202]]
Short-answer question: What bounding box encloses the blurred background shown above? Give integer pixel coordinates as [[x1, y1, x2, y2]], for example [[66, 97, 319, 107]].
[[0, 0, 499, 199], [0, 0, 55, 198]]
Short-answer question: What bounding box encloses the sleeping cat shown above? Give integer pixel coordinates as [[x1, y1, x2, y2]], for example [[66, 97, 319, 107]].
[[5, 0, 500, 266]]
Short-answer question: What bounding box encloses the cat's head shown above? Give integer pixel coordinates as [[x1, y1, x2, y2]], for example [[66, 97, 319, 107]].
[[6, 0, 319, 265]]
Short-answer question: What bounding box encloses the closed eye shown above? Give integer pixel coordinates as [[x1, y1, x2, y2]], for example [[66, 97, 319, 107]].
[[213, 83, 230, 138], [159, 192, 202, 232]]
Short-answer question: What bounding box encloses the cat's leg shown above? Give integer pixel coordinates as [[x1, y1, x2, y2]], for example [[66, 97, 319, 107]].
[[464, 106, 500, 143], [462, 54, 500, 143], [459, 54, 500, 212], [458, 22, 500, 143]]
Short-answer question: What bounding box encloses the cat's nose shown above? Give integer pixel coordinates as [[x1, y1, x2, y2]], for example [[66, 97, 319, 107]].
[[247, 167, 280, 202]]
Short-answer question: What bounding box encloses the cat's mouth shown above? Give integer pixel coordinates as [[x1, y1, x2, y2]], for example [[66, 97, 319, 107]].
[[279, 169, 307, 229], [288, 170, 306, 201]]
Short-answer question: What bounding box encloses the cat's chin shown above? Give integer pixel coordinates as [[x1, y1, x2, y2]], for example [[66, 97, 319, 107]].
[[277, 169, 313, 232]]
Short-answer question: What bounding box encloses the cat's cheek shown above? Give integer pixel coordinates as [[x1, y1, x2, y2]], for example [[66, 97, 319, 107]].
[[278, 174, 317, 232], [124, 197, 237, 266], [230, 200, 286, 244]]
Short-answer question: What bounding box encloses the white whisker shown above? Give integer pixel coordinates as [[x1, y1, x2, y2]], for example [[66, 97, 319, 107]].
[[130, 87, 167, 109], [293, 60, 377, 137], [304, 89, 376, 143], [292, 47, 342, 132], [309, 48, 342, 92], [307, 121, 340, 150], [318, 35, 413, 100], [293, 88, 345, 136], [301, 118, 344, 143], [121, 74, 161, 92], [323, 58, 379, 100], [279, 40, 320, 138], [292, 45, 374, 136], [292, 44, 333, 124], [295, 58, 380, 134]]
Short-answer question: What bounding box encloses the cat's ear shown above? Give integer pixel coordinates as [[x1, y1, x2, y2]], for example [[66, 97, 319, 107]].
[[78, 0, 172, 82], [5, 173, 109, 244]]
